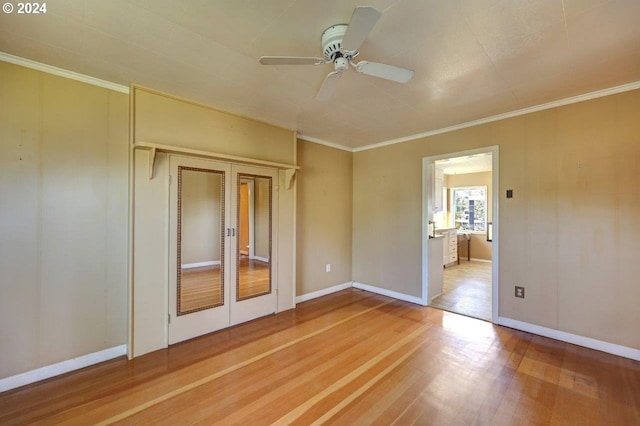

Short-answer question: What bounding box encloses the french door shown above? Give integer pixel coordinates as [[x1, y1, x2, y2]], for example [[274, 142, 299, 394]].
[[168, 156, 278, 344]]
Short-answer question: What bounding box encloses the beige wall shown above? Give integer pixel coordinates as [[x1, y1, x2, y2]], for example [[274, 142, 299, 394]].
[[134, 87, 294, 164], [0, 62, 129, 379], [132, 87, 297, 356], [446, 171, 492, 260], [353, 89, 640, 350], [296, 140, 353, 296]]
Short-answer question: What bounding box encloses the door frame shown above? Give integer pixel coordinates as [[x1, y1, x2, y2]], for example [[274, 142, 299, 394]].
[[421, 146, 499, 322], [130, 145, 297, 358]]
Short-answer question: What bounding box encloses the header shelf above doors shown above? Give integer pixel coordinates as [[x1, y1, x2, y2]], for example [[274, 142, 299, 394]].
[[133, 141, 300, 188]]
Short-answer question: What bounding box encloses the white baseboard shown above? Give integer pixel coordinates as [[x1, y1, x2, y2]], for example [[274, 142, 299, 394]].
[[296, 282, 353, 304], [353, 282, 426, 306], [454, 258, 492, 263], [469, 258, 492, 263], [0, 344, 127, 393], [497, 317, 640, 361], [253, 256, 269, 263], [181, 260, 220, 269]]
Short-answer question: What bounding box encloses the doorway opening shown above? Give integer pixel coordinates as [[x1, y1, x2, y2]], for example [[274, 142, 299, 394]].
[[422, 147, 498, 322]]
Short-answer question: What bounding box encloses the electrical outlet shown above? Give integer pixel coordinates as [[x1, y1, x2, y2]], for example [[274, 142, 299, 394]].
[[515, 286, 525, 298], [326, 263, 331, 273]]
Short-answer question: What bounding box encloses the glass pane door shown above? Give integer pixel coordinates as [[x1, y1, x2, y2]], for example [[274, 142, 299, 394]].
[[168, 158, 278, 343], [178, 167, 225, 313], [236, 175, 272, 300], [169, 157, 231, 345], [230, 165, 278, 325]]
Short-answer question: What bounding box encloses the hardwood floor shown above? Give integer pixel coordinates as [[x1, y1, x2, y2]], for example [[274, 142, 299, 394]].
[[1, 289, 639, 425], [181, 258, 270, 311], [238, 258, 270, 299], [181, 265, 222, 311], [431, 260, 492, 321]]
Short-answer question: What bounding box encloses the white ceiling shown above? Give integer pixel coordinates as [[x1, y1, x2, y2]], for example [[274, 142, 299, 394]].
[[2, 0, 640, 150], [436, 153, 493, 175]]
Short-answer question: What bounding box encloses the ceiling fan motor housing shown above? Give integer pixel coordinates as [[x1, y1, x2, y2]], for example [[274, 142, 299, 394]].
[[321, 24, 348, 61]]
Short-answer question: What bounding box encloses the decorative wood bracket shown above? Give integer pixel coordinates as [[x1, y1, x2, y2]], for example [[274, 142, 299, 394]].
[[148, 147, 156, 179], [284, 169, 296, 190]]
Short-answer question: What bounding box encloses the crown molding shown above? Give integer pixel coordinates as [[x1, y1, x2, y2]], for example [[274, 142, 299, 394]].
[[0, 51, 130, 94], [297, 133, 354, 152], [353, 80, 640, 152]]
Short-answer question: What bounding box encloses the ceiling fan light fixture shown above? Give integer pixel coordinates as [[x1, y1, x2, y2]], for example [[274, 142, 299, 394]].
[[258, 6, 414, 101], [334, 56, 349, 73]]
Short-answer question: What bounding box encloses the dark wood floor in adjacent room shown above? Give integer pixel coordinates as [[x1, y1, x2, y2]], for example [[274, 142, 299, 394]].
[[1, 289, 638, 425]]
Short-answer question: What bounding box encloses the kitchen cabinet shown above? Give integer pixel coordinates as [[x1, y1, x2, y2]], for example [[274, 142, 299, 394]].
[[436, 228, 458, 267]]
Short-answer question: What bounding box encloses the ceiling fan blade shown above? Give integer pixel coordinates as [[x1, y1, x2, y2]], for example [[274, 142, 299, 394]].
[[355, 61, 414, 83], [259, 56, 326, 65], [316, 71, 342, 101], [340, 6, 382, 52]]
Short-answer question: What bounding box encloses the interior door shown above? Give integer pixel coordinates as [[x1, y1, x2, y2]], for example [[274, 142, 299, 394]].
[[229, 165, 278, 325], [169, 156, 231, 344], [169, 157, 278, 344]]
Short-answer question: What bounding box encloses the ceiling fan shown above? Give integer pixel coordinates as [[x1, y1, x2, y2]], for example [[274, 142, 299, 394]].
[[259, 6, 414, 101]]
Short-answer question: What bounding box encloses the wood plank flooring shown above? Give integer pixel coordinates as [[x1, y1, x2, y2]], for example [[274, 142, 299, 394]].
[[180, 265, 223, 311], [431, 260, 492, 321], [1, 289, 639, 425], [181, 258, 270, 311], [237, 258, 270, 299]]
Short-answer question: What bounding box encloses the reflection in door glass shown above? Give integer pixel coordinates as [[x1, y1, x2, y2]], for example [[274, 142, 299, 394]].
[[237, 175, 271, 300], [177, 167, 225, 315]]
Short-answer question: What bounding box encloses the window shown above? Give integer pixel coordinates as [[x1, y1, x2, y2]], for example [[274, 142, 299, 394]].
[[451, 186, 486, 232]]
